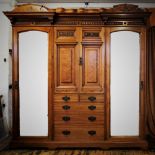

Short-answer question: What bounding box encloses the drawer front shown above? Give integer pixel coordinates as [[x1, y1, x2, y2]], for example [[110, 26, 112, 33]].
[[54, 102, 104, 112], [54, 126, 104, 141], [80, 94, 104, 102], [54, 113, 104, 125], [54, 94, 78, 102]]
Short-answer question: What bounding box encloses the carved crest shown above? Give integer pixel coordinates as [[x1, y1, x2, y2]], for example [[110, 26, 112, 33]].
[[112, 4, 145, 12], [12, 4, 48, 12]]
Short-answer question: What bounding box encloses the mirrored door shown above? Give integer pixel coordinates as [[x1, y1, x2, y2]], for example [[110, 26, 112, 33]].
[[110, 31, 140, 136], [19, 30, 48, 136], [106, 27, 146, 139]]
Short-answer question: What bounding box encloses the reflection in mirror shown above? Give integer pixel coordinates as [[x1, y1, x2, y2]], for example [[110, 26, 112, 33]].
[[110, 31, 140, 136], [19, 31, 48, 136]]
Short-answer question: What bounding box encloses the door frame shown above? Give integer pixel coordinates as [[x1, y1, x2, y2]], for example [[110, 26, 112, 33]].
[[105, 27, 147, 142], [12, 27, 53, 140]]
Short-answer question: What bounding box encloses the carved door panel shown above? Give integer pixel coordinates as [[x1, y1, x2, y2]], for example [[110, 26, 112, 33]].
[[81, 45, 104, 93], [54, 27, 79, 93], [80, 28, 104, 93], [55, 44, 79, 92]]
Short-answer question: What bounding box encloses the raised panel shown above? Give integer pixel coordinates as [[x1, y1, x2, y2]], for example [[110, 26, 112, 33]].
[[55, 44, 78, 92], [60, 48, 72, 83], [81, 45, 104, 92], [86, 49, 98, 83]]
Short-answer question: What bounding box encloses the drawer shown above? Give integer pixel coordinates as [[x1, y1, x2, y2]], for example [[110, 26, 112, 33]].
[[54, 102, 104, 113], [54, 126, 104, 141], [54, 94, 78, 102], [80, 94, 104, 102], [54, 113, 104, 125]]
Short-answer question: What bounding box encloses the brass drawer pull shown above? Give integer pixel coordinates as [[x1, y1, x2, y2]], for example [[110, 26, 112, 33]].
[[62, 130, 71, 135], [62, 116, 70, 121], [62, 96, 70, 102], [88, 105, 96, 110], [88, 130, 96, 136], [62, 105, 70, 110], [88, 116, 96, 121], [88, 96, 96, 102]]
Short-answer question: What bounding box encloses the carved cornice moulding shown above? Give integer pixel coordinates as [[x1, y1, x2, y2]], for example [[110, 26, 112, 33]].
[[4, 3, 151, 26], [10, 3, 148, 13]]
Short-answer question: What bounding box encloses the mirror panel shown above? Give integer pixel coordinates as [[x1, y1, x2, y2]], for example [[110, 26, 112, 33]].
[[110, 31, 140, 136], [19, 31, 48, 136]]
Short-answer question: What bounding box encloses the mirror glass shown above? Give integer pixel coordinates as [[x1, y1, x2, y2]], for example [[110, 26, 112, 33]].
[[110, 31, 140, 136], [19, 31, 48, 136]]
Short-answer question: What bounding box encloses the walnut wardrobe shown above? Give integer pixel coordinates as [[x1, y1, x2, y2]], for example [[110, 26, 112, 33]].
[[4, 4, 151, 149]]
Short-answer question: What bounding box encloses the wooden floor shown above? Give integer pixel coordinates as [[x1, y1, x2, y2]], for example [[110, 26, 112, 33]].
[[0, 149, 155, 155]]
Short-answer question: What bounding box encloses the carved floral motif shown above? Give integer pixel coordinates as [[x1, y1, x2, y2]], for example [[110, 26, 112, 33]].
[[58, 31, 74, 37]]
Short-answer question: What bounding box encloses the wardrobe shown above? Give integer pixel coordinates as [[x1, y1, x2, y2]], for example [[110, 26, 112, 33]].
[[4, 3, 151, 149]]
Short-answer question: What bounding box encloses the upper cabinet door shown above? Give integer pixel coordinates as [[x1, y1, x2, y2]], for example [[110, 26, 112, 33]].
[[54, 27, 104, 93], [81, 45, 104, 93], [54, 28, 79, 93], [80, 28, 104, 93], [55, 44, 78, 92]]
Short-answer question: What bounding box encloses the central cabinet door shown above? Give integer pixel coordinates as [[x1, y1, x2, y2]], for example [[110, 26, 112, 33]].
[[54, 27, 79, 93], [81, 28, 104, 93], [55, 44, 79, 92], [54, 27, 105, 141], [81, 44, 104, 92]]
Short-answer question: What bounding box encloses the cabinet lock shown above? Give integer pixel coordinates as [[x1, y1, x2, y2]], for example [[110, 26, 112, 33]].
[[79, 57, 83, 65], [140, 81, 144, 90], [13, 81, 19, 89]]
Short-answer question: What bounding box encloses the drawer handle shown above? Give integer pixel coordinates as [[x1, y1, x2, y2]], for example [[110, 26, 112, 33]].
[[62, 96, 70, 102], [88, 105, 96, 110], [62, 105, 70, 110], [62, 116, 70, 121], [88, 130, 96, 136], [62, 130, 71, 135], [88, 96, 96, 102], [88, 116, 96, 121]]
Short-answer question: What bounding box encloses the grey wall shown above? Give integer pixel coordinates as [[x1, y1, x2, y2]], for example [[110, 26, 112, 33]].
[[0, 3, 12, 131]]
